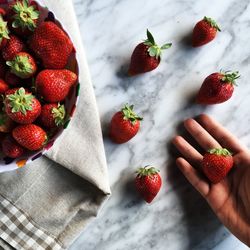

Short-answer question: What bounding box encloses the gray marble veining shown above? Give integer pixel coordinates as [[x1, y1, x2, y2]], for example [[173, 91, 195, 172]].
[[70, 0, 250, 249]]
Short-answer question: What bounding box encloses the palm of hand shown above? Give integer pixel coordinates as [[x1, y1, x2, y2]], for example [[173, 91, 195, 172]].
[[173, 114, 250, 247]]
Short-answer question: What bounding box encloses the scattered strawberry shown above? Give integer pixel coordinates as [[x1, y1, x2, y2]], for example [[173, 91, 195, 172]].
[[128, 29, 172, 76], [39, 103, 65, 128], [0, 79, 9, 94], [6, 52, 37, 79], [7, 0, 40, 36], [109, 104, 143, 143], [197, 71, 240, 104], [35, 69, 77, 102], [0, 111, 15, 133], [12, 123, 47, 151], [202, 148, 234, 184], [29, 21, 73, 69], [135, 166, 162, 203], [1, 135, 25, 158], [5, 70, 21, 86], [192, 16, 221, 47], [0, 14, 10, 49], [5, 87, 41, 124], [2, 34, 25, 61], [0, 56, 7, 78]]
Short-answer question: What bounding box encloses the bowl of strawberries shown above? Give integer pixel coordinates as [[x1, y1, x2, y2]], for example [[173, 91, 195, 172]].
[[0, 0, 79, 173]]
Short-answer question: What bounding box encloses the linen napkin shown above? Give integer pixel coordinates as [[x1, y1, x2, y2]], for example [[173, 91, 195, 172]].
[[0, 0, 111, 249]]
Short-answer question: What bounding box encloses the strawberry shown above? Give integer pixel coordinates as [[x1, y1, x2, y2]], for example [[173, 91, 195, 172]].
[[2, 34, 25, 61], [12, 123, 47, 151], [135, 166, 162, 203], [5, 70, 21, 86], [29, 21, 73, 69], [0, 111, 15, 133], [1, 135, 25, 158], [6, 52, 37, 79], [202, 148, 234, 184], [192, 16, 221, 47], [109, 104, 143, 144], [0, 79, 9, 93], [7, 0, 40, 36], [128, 29, 172, 76], [4, 87, 41, 124], [0, 14, 10, 50], [0, 8, 6, 17], [39, 103, 65, 128], [35, 69, 77, 102], [197, 71, 240, 104]]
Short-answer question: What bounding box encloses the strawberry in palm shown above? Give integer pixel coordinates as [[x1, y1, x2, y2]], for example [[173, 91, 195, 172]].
[[135, 166, 162, 203], [192, 16, 221, 47], [6, 52, 37, 79], [12, 123, 47, 151], [197, 71, 240, 104], [109, 104, 143, 143], [7, 0, 40, 36], [128, 29, 172, 76], [39, 103, 66, 128], [5, 87, 41, 124], [0, 14, 10, 49], [202, 148, 234, 184]]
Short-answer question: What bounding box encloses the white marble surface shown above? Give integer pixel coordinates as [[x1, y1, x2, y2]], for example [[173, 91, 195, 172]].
[[70, 0, 250, 249]]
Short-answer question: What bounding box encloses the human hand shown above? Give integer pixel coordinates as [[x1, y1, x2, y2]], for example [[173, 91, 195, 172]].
[[172, 114, 250, 247]]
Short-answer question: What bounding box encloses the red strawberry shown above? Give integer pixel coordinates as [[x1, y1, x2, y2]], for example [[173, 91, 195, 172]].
[[35, 69, 77, 102], [7, 0, 40, 36], [1, 135, 25, 158], [0, 56, 7, 78], [5, 87, 41, 124], [12, 123, 47, 151], [109, 104, 143, 144], [2, 34, 25, 61], [192, 17, 221, 47], [128, 29, 172, 76], [202, 148, 234, 184], [0, 79, 9, 93], [0, 111, 15, 133], [0, 14, 10, 50], [5, 70, 21, 86], [6, 52, 37, 79], [39, 103, 65, 128], [135, 166, 162, 203], [197, 71, 240, 104], [0, 8, 6, 17], [29, 21, 73, 69]]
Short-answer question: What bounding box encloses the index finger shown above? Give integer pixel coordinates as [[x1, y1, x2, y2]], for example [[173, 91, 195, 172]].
[[198, 114, 247, 153]]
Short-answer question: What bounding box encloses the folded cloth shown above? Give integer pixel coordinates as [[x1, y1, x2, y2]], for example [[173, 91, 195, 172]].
[[0, 1, 111, 249]]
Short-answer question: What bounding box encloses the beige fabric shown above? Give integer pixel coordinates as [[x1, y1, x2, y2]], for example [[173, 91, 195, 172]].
[[0, 0, 111, 249]]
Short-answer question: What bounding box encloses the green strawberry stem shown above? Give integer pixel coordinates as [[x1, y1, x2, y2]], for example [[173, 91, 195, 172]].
[[204, 16, 221, 32], [6, 87, 34, 115], [12, 0, 40, 31], [6, 54, 33, 78], [122, 104, 143, 125], [136, 166, 160, 178], [208, 148, 232, 156], [144, 29, 172, 59], [221, 71, 240, 85], [0, 15, 10, 44], [52, 104, 66, 126]]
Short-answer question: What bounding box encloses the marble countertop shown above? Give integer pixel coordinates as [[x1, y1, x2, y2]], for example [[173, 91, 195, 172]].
[[70, 0, 250, 249]]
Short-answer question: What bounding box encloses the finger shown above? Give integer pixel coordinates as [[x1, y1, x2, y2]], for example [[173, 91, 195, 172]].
[[184, 118, 221, 151], [172, 136, 203, 165], [198, 114, 247, 152], [176, 157, 210, 197]]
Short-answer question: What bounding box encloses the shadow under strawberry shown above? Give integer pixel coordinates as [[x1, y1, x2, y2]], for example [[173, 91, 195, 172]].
[[165, 122, 229, 250]]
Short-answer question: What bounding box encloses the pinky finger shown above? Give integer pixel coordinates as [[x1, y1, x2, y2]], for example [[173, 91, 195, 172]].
[[176, 157, 210, 198]]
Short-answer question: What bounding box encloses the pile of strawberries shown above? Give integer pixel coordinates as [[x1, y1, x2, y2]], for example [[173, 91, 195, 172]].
[[0, 0, 77, 159], [109, 17, 239, 203]]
